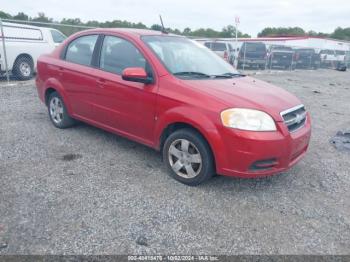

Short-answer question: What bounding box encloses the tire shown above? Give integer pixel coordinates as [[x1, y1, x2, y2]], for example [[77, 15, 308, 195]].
[[47, 92, 75, 129], [13, 56, 34, 81], [162, 128, 215, 186]]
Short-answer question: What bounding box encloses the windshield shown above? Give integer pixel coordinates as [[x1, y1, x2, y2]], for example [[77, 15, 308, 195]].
[[142, 36, 239, 78], [271, 45, 292, 51], [211, 42, 226, 51], [50, 30, 66, 44], [336, 50, 345, 55], [244, 43, 266, 52]]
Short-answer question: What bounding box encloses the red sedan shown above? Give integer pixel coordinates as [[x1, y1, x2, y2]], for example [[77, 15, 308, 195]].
[[36, 29, 311, 186]]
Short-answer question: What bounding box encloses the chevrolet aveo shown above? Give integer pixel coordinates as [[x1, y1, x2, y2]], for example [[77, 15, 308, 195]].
[[36, 29, 311, 186]]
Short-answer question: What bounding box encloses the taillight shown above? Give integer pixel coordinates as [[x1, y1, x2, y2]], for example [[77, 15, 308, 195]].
[[224, 50, 228, 61]]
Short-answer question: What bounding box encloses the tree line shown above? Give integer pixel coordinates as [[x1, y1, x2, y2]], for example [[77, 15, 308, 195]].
[[1, 10, 349, 40], [258, 27, 350, 41], [0, 10, 250, 38]]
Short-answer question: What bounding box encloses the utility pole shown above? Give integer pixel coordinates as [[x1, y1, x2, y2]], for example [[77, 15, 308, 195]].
[[235, 16, 240, 67], [0, 19, 10, 85]]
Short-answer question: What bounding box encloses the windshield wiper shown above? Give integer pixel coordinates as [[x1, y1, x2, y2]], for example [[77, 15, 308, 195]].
[[213, 72, 245, 78], [173, 71, 211, 78], [174, 71, 245, 79]]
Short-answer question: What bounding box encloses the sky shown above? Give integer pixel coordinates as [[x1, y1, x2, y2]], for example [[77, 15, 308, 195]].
[[2, 0, 349, 37]]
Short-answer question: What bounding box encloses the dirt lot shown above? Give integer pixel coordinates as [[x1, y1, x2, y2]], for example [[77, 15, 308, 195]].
[[0, 69, 349, 255]]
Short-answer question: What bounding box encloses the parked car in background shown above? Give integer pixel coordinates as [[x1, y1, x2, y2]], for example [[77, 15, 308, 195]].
[[336, 62, 347, 71], [203, 41, 235, 65], [0, 22, 66, 80], [294, 48, 320, 69], [267, 45, 295, 70], [335, 50, 346, 63], [237, 42, 267, 69], [345, 51, 350, 67], [320, 49, 338, 68], [36, 29, 311, 186]]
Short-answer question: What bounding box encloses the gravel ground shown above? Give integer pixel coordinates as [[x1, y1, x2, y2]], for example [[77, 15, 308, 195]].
[[0, 69, 349, 255]]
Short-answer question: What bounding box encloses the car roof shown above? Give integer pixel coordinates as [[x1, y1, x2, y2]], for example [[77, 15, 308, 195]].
[[80, 28, 180, 37]]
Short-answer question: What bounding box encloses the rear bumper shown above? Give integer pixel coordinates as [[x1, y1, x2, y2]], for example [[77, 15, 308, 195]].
[[215, 114, 311, 178], [239, 59, 266, 66], [270, 60, 294, 66]]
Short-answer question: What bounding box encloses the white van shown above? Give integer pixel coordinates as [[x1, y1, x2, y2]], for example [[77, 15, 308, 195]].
[[0, 22, 66, 80], [319, 49, 338, 67]]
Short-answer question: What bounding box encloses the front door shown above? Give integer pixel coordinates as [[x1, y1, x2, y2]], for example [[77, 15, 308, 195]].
[[90, 35, 158, 145]]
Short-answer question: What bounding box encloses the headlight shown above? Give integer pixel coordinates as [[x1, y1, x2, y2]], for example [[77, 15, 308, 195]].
[[221, 108, 276, 131]]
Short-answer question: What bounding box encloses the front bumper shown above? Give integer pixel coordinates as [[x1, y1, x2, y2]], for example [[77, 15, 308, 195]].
[[216, 114, 311, 178]]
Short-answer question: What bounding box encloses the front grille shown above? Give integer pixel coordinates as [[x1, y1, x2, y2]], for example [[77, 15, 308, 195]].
[[281, 105, 307, 132]]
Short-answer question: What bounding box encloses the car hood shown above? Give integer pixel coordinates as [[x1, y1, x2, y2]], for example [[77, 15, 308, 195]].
[[181, 76, 302, 121]]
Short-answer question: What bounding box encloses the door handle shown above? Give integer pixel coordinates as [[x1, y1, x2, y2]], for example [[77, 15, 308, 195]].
[[58, 67, 64, 76], [96, 78, 106, 88]]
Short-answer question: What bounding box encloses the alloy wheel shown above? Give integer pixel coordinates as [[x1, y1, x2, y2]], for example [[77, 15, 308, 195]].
[[49, 97, 64, 124], [168, 139, 202, 178]]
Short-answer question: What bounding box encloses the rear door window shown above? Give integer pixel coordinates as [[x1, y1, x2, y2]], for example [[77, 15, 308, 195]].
[[211, 43, 226, 51], [65, 35, 98, 66], [99, 35, 147, 75], [204, 42, 211, 48]]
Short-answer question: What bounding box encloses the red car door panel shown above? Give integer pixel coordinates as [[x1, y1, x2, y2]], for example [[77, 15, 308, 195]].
[[89, 68, 158, 144], [57, 61, 96, 120]]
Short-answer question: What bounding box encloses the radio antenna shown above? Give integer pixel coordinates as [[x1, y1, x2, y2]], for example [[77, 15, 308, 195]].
[[159, 15, 168, 34]]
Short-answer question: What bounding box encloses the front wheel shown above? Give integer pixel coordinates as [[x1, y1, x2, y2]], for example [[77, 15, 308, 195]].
[[163, 128, 215, 186]]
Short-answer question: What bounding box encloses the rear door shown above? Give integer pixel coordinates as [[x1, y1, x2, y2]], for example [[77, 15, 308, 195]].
[[58, 34, 99, 120], [89, 35, 158, 145]]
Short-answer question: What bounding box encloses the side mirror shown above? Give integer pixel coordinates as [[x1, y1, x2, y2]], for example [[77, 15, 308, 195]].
[[122, 67, 153, 84]]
